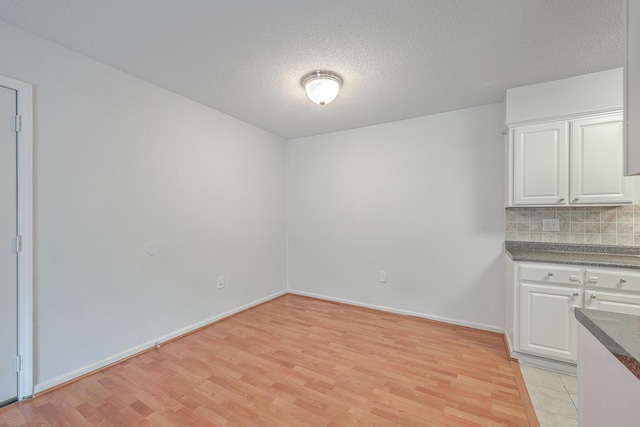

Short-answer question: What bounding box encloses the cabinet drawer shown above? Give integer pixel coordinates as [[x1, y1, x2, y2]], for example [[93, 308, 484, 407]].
[[585, 268, 640, 292], [520, 265, 582, 285], [584, 290, 640, 316]]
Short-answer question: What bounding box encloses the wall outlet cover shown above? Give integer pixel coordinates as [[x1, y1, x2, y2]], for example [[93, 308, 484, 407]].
[[379, 270, 387, 283]]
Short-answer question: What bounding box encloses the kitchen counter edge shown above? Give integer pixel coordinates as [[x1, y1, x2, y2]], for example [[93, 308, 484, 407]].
[[505, 241, 640, 270], [575, 308, 640, 381]]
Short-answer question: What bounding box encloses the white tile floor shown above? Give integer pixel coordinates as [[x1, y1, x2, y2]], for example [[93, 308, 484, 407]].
[[520, 365, 579, 427]]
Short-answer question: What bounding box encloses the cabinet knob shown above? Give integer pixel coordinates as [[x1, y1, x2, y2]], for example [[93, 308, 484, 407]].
[[558, 198, 565, 202], [620, 278, 627, 283], [547, 272, 554, 277], [573, 197, 580, 202], [590, 295, 597, 299]]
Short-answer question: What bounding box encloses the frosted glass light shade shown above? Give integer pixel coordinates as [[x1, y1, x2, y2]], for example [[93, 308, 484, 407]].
[[301, 71, 343, 105]]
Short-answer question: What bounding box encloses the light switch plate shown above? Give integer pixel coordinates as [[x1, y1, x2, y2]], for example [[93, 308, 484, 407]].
[[542, 219, 560, 232]]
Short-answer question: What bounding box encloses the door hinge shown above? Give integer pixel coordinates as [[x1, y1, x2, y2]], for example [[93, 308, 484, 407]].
[[16, 355, 21, 373], [11, 115, 22, 132], [15, 235, 22, 253]]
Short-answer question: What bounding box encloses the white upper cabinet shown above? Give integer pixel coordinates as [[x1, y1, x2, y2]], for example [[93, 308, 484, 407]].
[[513, 121, 568, 205], [505, 69, 638, 207], [571, 113, 633, 204], [509, 113, 634, 206]]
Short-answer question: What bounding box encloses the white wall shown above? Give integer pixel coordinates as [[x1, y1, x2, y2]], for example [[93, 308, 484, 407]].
[[287, 104, 506, 331], [0, 22, 287, 391], [505, 68, 622, 125]]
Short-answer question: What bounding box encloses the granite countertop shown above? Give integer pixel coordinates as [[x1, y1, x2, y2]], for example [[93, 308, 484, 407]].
[[505, 241, 640, 269], [575, 308, 640, 380]]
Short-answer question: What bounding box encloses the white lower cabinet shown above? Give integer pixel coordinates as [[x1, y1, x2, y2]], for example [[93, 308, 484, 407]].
[[584, 290, 640, 315], [513, 262, 640, 366], [519, 283, 580, 363]]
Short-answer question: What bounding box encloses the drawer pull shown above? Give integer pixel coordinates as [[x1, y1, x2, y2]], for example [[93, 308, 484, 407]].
[[569, 275, 580, 282], [620, 278, 627, 283], [588, 276, 598, 283], [590, 295, 597, 299], [573, 292, 579, 297], [547, 272, 554, 277]]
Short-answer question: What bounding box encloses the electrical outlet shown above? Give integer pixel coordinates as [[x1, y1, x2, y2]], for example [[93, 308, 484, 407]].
[[542, 219, 560, 232], [217, 275, 225, 289], [379, 270, 387, 283]]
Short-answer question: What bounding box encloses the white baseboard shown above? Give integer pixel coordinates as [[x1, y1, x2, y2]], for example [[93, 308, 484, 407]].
[[514, 352, 577, 375], [34, 290, 286, 394], [287, 289, 504, 334], [504, 331, 515, 356], [34, 289, 505, 394]]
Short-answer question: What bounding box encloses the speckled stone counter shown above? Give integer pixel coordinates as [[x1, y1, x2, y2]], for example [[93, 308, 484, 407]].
[[505, 241, 640, 269], [575, 308, 640, 380]]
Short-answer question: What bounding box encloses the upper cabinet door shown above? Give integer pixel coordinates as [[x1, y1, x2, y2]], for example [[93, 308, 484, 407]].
[[513, 121, 569, 205], [571, 114, 634, 204]]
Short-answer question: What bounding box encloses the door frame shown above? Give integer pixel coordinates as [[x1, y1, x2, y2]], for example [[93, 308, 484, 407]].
[[0, 75, 33, 399]]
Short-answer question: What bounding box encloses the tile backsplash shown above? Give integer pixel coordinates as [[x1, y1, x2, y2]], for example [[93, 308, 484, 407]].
[[505, 206, 640, 246]]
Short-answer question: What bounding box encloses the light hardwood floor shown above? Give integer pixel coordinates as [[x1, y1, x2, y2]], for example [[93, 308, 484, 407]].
[[0, 295, 533, 426]]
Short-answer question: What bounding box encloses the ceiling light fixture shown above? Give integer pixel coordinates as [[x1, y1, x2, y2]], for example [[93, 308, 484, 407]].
[[301, 70, 343, 105]]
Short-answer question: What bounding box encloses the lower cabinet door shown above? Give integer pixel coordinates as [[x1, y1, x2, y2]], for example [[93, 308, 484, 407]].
[[519, 283, 581, 363], [584, 290, 640, 316]]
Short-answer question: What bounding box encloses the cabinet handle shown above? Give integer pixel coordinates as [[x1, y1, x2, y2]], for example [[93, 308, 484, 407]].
[[620, 278, 627, 283], [569, 275, 580, 282], [573, 292, 579, 297], [573, 197, 580, 202], [590, 295, 597, 299], [547, 272, 554, 277], [588, 276, 598, 283], [558, 197, 565, 202]]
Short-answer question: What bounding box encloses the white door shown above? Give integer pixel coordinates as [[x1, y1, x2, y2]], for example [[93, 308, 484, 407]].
[[571, 113, 634, 204], [519, 283, 580, 363], [0, 85, 17, 406], [584, 290, 640, 316], [512, 121, 569, 205]]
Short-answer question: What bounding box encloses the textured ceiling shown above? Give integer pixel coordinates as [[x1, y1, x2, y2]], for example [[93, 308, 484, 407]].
[[0, 0, 624, 139]]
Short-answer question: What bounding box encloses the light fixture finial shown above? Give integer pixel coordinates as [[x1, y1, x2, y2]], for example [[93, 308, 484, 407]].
[[301, 70, 343, 105]]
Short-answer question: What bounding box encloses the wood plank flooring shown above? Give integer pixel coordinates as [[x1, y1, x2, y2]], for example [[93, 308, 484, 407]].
[[0, 295, 531, 426]]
